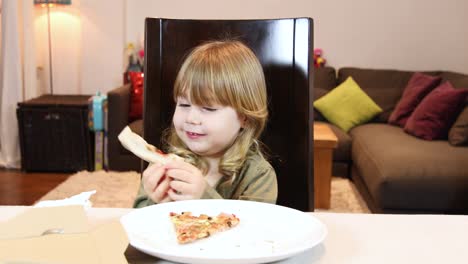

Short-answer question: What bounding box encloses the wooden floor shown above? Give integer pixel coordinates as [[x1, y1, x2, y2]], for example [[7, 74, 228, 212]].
[[0, 168, 71, 206]]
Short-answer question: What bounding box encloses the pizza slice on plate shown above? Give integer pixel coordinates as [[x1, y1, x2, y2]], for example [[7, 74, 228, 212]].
[[169, 212, 240, 244]]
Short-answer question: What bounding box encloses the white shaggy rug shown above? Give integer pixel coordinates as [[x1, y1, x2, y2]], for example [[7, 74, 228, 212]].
[[38, 171, 370, 213]]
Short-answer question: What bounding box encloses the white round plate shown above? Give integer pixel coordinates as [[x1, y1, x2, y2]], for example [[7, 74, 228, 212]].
[[120, 200, 327, 264]]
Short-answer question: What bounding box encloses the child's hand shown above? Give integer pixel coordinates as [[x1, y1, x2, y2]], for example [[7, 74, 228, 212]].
[[164, 160, 207, 201], [142, 162, 173, 203]]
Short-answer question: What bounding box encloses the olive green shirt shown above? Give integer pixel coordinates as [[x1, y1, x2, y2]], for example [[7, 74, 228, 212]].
[[133, 152, 278, 208]]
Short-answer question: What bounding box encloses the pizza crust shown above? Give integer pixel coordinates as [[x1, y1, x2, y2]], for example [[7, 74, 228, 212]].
[[117, 126, 182, 164]]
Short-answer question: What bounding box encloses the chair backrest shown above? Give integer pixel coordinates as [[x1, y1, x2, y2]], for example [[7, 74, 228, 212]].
[[143, 18, 314, 211]]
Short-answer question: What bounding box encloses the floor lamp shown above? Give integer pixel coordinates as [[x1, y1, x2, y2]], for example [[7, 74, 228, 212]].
[[34, 0, 72, 94]]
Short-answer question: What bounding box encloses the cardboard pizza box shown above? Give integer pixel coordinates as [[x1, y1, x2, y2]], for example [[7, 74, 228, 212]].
[[0, 205, 128, 264]]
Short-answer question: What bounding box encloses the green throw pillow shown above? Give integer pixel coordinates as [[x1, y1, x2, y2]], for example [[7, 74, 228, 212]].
[[314, 77, 383, 132]]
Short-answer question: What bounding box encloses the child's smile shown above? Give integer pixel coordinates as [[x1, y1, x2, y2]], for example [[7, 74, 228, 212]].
[[186, 131, 205, 139]]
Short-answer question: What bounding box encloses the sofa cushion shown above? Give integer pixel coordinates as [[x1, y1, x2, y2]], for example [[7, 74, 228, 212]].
[[404, 81, 468, 140], [440, 71, 468, 87], [439, 71, 468, 146], [449, 100, 468, 146], [314, 66, 336, 91], [314, 77, 382, 132], [350, 123, 468, 212], [388, 72, 441, 127], [338, 68, 440, 123]]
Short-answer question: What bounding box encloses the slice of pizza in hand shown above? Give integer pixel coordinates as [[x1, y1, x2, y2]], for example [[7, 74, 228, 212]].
[[169, 212, 240, 244], [118, 126, 183, 164]]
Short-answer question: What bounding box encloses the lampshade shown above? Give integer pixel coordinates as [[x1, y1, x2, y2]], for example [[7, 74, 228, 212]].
[[34, 0, 72, 4]]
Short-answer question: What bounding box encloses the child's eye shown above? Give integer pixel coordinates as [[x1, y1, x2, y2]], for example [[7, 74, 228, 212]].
[[203, 107, 217, 112], [178, 103, 190, 108]]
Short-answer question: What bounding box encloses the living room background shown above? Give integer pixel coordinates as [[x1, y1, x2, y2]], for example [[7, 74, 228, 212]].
[[30, 0, 468, 96], [0, 1, 467, 214]]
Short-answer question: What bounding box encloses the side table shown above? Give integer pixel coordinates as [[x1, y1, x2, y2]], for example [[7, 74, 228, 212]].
[[313, 122, 338, 209], [17, 94, 94, 172]]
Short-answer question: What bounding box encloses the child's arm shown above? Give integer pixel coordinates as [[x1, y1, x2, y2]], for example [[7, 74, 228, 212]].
[[143, 163, 173, 203], [164, 160, 208, 201], [133, 163, 173, 207]]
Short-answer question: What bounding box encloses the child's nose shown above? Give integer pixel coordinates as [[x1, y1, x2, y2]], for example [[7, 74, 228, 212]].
[[186, 108, 202, 125]]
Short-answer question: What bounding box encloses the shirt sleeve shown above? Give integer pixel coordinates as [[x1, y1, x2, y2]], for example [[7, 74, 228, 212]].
[[238, 163, 278, 204], [133, 180, 155, 208]]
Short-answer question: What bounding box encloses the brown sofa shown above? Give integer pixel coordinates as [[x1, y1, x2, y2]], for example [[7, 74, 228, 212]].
[[107, 83, 143, 172], [315, 67, 468, 214]]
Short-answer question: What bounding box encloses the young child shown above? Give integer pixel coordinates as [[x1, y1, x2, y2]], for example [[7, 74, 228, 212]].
[[133, 40, 277, 207]]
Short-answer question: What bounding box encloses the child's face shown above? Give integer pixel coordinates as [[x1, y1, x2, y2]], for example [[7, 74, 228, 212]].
[[173, 97, 244, 158]]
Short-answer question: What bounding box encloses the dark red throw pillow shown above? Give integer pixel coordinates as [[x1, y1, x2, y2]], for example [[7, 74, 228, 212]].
[[404, 81, 468, 140], [128, 71, 144, 122], [388, 72, 441, 127]]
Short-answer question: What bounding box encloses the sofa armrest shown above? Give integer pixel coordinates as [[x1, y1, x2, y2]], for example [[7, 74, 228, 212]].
[[107, 83, 132, 158], [106, 83, 143, 171], [108, 83, 131, 134]]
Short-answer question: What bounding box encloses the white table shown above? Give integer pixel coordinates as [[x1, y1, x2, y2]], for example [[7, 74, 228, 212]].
[[1, 206, 468, 263]]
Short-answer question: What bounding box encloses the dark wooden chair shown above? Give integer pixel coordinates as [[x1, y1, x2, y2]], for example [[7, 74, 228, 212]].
[[142, 18, 315, 211]]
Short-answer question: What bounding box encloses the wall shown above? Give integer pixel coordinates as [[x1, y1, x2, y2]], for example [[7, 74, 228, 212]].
[[37, 0, 468, 95], [34, 0, 125, 95], [79, 0, 124, 95], [125, 0, 468, 74]]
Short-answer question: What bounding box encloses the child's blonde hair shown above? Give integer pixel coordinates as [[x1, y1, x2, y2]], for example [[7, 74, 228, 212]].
[[165, 40, 268, 179]]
